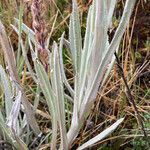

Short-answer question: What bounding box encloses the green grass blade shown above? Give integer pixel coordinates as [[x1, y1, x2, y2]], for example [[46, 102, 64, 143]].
[[53, 42, 68, 149], [77, 118, 124, 150], [11, 24, 37, 83], [14, 18, 35, 44], [59, 32, 74, 98], [69, 0, 82, 73], [34, 60, 58, 149]]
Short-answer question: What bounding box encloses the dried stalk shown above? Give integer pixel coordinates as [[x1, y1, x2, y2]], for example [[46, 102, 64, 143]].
[[114, 51, 149, 145]]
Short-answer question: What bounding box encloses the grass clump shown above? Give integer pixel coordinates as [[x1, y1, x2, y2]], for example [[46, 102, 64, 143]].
[[1, 0, 149, 150]]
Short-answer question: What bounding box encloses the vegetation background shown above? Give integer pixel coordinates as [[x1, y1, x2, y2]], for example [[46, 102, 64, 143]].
[[0, 0, 149, 149]]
